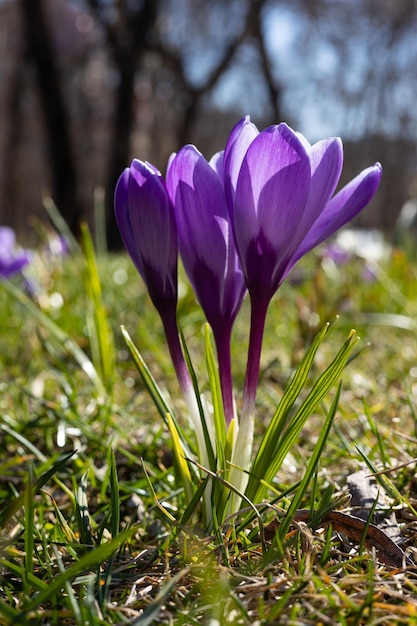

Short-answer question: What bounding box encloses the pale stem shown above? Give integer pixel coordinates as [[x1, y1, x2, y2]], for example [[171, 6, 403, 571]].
[[229, 294, 270, 508], [159, 307, 213, 523]]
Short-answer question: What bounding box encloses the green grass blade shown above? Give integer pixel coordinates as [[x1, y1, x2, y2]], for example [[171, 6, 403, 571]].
[[179, 325, 216, 471], [75, 471, 94, 547], [121, 325, 197, 474], [17, 527, 138, 618], [0, 280, 106, 396], [0, 451, 76, 528], [248, 330, 359, 502], [42, 194, 82, 256], [246, 322, 330, 500], [109, 448, 120, 540], [0, 598, 23, 621], [205, 324, 226, 466], [356, 447, 417, 518], [276, 382, 341, 547], [121, 325, 174, 422], [131, 568, 189, 626], [80, 222, 115, 393], [362, 399, 390, 465], [188, 457, 267, 551], [263, 322, 330, 445], [166, 412, 194, 503], [0, 422, 47, 463], [53, 546, 84, 626], [178, 474, 211, 527], [47, 492, 79, 545], [23, 467, 35, 594], [0, 559, 49, 593], [140, 459, 176, 524], [279, 330, 358, 452], [101, 448, 120, 603]]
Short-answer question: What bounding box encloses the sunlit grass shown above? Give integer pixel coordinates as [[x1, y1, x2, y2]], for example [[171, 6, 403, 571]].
[[1, 228, 417, 624]]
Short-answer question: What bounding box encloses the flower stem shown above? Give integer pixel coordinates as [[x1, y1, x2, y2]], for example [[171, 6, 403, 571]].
[[159, 306, 204, 440], [241, 294, 270, 428], [159, 306, 210, 449], [160, 306, 192, 398], [159, 306, 213, 523], [228, 294, 270, 508], [213, 325, 235, 427]]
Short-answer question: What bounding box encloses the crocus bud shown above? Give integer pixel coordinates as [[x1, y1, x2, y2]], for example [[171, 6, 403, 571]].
[[114, 159, 178, 314]]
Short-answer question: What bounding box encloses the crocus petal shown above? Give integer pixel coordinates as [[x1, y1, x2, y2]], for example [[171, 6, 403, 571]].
[[224, 116, 259, 208], [286, 162, 383, 276], [167, 145, 246, 329], [285, 137, 344, 256], [231, 123, 311, 296], [167, 145, 229, 282], [127, 162, 175, 274], [209, 150, 225, 177], [114, 159, 178, 310], [114, 168, 141, 272], [303, 137, 343, 224]]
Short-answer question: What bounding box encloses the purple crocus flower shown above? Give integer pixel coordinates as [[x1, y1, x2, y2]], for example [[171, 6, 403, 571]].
[[115, 161, 189, 392], [0, 227, 30, 279], [115, 159, 178, 315], [166, 145, 247, 425], [224, 116, 382, 423], [114, 160, 184, 385]]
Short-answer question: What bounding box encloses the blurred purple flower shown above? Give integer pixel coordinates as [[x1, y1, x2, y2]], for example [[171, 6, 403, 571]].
[[322, 241, 353, 266], [223, 116, 382, 421], [361, 263, 377, 283], [0, 227, 30, 279], [47, 234, 70, 258], [166, 146, 247, 424], [114, 159, 178, 314]]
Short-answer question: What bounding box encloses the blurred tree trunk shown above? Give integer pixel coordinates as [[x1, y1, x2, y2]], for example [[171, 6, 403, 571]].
[[153, 0, 282, 146], [20, 0, 82, 235], [3, 46, 24, 223], [88, 0, 159, 250]]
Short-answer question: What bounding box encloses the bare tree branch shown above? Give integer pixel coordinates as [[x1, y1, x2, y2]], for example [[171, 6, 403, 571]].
[[250, 0, 282, 121], [150, 0, 255, 144]]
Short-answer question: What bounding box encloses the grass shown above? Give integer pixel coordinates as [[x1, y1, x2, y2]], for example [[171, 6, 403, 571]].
[[1, 226, 417, 624]]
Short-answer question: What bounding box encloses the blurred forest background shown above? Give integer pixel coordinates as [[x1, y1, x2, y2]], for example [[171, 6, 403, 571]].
[[1, 0, 417, 249]]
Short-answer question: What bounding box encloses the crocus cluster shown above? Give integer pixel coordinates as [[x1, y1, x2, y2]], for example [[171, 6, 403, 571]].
[[0, 227, 30, 279], [115, 116, 382, 485]]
